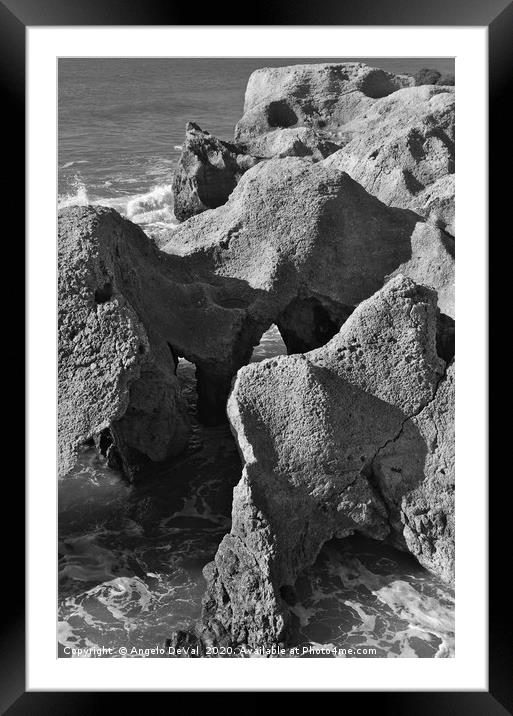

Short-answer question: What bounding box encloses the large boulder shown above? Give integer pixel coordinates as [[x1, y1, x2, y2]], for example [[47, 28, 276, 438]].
[[60, 154, 454, 478], [165, 156, 454, 321], [58, 206, 270, 476], [199, 276, 454, 648], [325, 85, 455, 233], [172, 122, 260, 222], [58, 207, 190, 479], [235, 62, 413, 146], [59, 150, 454, 475]]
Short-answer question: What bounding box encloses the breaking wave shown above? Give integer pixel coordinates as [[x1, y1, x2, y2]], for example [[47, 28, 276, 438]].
[[58, 180, 178, 240]]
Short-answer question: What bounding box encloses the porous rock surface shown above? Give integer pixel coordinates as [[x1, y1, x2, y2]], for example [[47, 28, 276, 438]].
[[58, 207, 192, 478], [241, 126, 341, 160], [235, 62, 413, 145], [172, 122, 260, 222], [199, 276, 454, 648], [324, 85, 455, 232], [165, 155, 455, 321], [58, 205, 268, 476], [176, 66, 453, 230], [59, 147, 454, 479]]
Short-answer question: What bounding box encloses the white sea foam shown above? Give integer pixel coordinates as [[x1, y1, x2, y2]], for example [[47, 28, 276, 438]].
[[57, 181, 178, 237], [125, 184, 175, 226], [58, 177, 90, 208]]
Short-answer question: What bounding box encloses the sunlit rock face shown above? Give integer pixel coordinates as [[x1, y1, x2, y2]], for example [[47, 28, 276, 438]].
[[232, 65, 453, 234], [199, 276, 454, 648], [58, 206, 191, 479], [59, 144, 454, 479], [235, 62, 413, 145], [325, 85, 455, 234]]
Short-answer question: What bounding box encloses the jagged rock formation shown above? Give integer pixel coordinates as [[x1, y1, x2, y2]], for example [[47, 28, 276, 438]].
[[325, 85, 455, 233], [175, 66, 453, 230], [235, 63, 413, 146], [58, 206, 266, 476], [58, 207, 190, 479], [172, 122, 260, 222], [410, 174, 455, 236], [166, 155, 454, 321], [240, 126, 341, 160], [59, 146, 454, 479], [199, 276, 454, 648]]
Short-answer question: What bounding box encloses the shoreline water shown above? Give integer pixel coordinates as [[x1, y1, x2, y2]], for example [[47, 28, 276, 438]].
[[58, 57, 454, 240], [59, 329, 454, 659]]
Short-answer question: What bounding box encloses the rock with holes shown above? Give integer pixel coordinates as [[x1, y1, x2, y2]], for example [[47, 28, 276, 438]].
[[164, 154, 454, 322], [198, 275, 454, 648], [60, 152, 454, 477], [410, 174, 455, 236], [324, 85, 455, 233], [173, 122, 261, 222], [58, 206, 191, 479], [58, 205, 282, 475], [235, 62, 413, 147], [240, 126, 342, 160]]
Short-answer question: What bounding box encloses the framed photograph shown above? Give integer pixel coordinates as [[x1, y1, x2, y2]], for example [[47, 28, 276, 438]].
[[5, 0, 507, 709]]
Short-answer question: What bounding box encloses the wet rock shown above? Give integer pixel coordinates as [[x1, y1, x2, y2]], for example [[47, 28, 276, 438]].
[[172, 122, 260, 221], [200, 276, 454, 647]]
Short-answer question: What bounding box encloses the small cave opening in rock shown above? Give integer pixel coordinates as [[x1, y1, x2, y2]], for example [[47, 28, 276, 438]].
[[266, 100, 298, 129], [288, 534, 454, 657], [94, 282, 113, 304], [277, 297, 354, 355]]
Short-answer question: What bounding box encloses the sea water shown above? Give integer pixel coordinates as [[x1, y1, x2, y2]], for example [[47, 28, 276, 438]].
[[58, 330, 454, 659], [58, 59, 455, 658], [58, 57, 454, 242]]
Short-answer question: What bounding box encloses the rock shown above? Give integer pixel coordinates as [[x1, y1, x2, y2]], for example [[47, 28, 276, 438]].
[[410, 175, 455, 236], [324, 85, 455, 231], [387, 221, 454, 318], [165, 155, 454, 320], [58, 206, 190, 479], [235, 62, 413, 146], [200, 275, 454, 648], [241, 126, 341, 160], [413, 67, 455, 86], [375, 361, 455, 581], [57, 205, 267, 476], [172, 122, 260, 221], [60, 155, 454, 476]]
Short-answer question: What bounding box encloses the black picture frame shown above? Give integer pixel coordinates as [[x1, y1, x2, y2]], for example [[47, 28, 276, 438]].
[[5, 0, 508, 710]]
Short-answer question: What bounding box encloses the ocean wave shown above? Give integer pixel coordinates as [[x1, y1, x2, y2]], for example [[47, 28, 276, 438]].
[[125, 184, 175, 226], [58, 177, 90, 208], [58, 181, 178, 235]]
